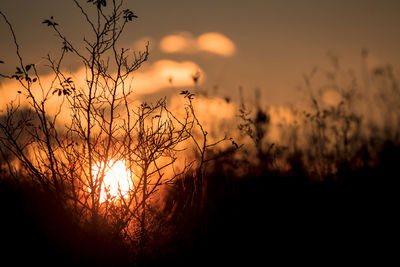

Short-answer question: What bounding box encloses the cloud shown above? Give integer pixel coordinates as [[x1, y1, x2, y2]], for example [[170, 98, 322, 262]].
[[0, 58, 203, 108], [132, 59, 204, 94], [0, 71, 81, 124], [0, 59, 204, 133], [159, 32, 196, 54], [159, 32, 236, 57], [197, 32, 236, 57]]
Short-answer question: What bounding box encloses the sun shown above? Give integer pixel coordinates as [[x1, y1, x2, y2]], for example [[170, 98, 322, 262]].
[[92, 160, 133, 202]]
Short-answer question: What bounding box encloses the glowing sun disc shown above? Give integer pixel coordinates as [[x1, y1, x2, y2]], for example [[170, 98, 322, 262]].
[[92, 160, 133, 202]]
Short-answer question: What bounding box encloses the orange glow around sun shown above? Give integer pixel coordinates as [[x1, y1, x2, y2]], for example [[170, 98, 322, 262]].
[[92, 160, 133, 202]]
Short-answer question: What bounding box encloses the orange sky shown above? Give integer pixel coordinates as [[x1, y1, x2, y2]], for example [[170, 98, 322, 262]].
[[1, 0, 400, 105]]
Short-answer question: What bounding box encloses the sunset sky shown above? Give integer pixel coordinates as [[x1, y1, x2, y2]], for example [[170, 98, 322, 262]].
[[1, 3, 398, 263], [1, 0, 400, 105]]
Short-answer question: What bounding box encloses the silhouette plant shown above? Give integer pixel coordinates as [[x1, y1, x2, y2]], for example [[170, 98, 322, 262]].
[[0, 1, 227, 259]]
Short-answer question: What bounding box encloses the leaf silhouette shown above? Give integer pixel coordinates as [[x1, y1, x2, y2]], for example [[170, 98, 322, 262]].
[[42, 19, 58, 27], [42, 19, 52, 26], [87, 0, 107, 9], [65, 77, 73, 84], [123, 9, 138, 22], [141, 103, 151, 110]]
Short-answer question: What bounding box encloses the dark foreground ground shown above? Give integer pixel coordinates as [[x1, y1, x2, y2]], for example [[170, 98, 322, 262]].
[[1, 144, 398, 266]]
